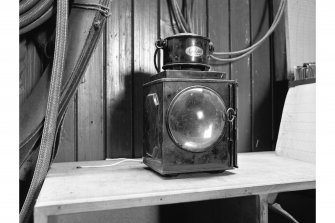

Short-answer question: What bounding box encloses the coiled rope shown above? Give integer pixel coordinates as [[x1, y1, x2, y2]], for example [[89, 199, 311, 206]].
[[20, 6, 55, 35], [19, 0, 55, 35], [20, 0, 40, 15], [19, 0, 68, 222], [19, 0, 54, 28]]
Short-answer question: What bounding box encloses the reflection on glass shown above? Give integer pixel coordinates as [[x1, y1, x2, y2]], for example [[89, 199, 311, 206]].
[[168, 86, 226, 152], [203, 124, 213, 139], [196, 111, 204, 120]]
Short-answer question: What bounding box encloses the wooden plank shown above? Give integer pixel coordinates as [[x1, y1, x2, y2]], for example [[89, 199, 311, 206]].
[[256, 194, 269, 223], [19, 39, 28, 106], [54, 97, 77, 162], [106, 0, 133, 158], [48, 206, 160, 223], [133, 0, 158, 157], [77, 36, 105, 161], [272, 0, 287, 82], [35, 151, 315, 219], [230, 0, 252, 152], [276, 83, 316, 163], [208, 0, 230, 76], [272, 0, 289, 147], [34, 209, 48, 223], [19, 39, 44, 106], [251, 0, 272, 151]]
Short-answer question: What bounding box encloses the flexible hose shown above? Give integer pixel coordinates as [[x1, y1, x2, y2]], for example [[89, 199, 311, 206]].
[[20, 0, 39, 15], [174, 0, 191, 33], [213, 0, 286, 56], [19, 0, 54, 28], [19, 0, 68, 222], [170, 0, 188, 33], [210, 0, 286, 62], [19, 0, 110, 159], [20, 6, 55, 35], [183, 0, 194, 33]]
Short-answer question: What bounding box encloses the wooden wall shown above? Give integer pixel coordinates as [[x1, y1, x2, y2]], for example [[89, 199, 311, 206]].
[[45, 0, 283, 162]]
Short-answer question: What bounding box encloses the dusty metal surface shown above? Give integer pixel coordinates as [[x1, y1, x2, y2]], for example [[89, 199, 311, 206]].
[[143, 70, 237, 175]]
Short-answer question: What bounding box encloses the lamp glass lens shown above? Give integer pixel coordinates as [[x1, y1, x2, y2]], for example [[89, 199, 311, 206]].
[[168, 87, 226, 152]]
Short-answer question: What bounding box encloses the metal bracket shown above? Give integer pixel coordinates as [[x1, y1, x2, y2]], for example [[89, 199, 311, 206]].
[[227, 107, 237, 123]]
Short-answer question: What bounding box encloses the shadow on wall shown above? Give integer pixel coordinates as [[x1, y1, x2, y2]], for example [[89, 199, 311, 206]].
[[107, 72, 152, 158]]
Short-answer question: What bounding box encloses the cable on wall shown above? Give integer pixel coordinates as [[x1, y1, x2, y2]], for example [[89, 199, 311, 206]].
[[210, 0, 286, 62], [170, 0, 287, 63]]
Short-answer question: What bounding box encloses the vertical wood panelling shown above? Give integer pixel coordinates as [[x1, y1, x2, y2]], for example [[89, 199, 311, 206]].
[[272, 0, 287, 82], [46, 1, 277, 162], [230, 0, 252, 152], [106, 0, 133, 158], [251, 0, 272, 151], [19, 39, 28, 106], [272, 0, 288, 145], [133, 0, 158, 157], [189, 0, 207, 36], [54, 98, 77, 162], [208, 0, 230, 76], [77, 37, 105, 161], [19, 39, 44, 106]]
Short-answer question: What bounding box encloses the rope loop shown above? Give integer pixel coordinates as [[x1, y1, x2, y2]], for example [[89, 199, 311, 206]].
[[72, 2, 111, 17]]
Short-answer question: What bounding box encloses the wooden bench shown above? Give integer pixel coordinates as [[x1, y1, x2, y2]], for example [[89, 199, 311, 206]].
[[34, 151, 315, 223]]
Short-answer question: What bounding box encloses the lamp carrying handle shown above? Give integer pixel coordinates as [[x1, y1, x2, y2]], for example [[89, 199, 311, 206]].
[[154, 38, 166, 73]]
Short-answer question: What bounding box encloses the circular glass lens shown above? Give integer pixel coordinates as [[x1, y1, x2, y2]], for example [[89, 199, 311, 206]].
[[167, 86, 226, 152]]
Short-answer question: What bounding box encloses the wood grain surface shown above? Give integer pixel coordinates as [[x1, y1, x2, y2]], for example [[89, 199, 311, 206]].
[[35, 152, 315, 221], [133, 0, 158, 158], [208, 0, 230, 75], [19, 0, 285, 161], [19, 39, 44, 106], [230, 0, 252, 152], [251, 0, 273, 152], [106, 0, 133, 158], [77, 37, 105, 161], [54, 98, 76, 162]]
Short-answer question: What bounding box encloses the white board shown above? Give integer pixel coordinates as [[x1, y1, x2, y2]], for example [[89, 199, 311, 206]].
[[276, 83, 315, 163]]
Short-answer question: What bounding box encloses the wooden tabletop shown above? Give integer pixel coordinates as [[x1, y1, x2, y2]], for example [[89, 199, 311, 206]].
[[34, 151, 315, 222]]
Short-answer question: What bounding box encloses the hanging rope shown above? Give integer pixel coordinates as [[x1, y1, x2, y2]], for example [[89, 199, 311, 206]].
[[19, 0, 68, 222], [19, 0, 55, 35]]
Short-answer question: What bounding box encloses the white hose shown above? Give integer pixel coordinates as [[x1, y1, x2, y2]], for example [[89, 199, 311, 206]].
[[211, 0, 286, 62]]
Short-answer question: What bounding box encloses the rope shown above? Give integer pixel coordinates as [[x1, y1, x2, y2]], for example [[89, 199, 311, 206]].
[[19, 0, 68, 222], [19, 0, 39, 15], [19, 0, 54, 28], [20, 6, 55, 35], [72, 2, 111, 17], [19, 0, 112, 166]]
